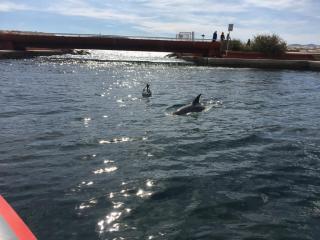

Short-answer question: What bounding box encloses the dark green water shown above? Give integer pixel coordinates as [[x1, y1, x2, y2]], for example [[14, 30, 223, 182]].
[[1, 51, 320, 239]]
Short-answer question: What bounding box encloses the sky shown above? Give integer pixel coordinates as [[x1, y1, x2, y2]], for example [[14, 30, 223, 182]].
[[0, 0, 319, 44]]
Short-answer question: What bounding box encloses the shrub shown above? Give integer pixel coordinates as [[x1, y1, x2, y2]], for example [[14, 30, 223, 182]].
[[229, 39, 243, 51], [251, 34, 287, 57], [227, 39, 252, 52]]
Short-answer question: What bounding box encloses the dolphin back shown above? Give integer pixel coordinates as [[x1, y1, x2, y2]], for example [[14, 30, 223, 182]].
[[173, 94, 204, 115], [173, 105, 192, 115]]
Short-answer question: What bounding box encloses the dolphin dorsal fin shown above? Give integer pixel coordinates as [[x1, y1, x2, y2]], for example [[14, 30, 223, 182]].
[[192, 94, 201, 105]]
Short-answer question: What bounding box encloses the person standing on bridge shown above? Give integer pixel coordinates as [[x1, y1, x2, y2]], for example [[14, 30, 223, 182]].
[[246, 39, 251, 47], [220, 32, 225, 41], [226, 33, 231, 41], [212, 31, 217, 42]]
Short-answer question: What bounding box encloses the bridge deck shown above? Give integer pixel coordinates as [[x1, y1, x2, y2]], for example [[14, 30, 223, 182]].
[[0, 32, 221, 57]]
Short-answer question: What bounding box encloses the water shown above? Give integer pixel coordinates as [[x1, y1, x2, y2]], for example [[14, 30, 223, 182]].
[[1, 51, 320, 240]]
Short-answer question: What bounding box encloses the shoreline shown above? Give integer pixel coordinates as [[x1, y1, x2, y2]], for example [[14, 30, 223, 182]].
[[1, 50, 320, 71], [0, 49, 88, 59], [0, 50, 71, 59], [182, 56, 320, 71]]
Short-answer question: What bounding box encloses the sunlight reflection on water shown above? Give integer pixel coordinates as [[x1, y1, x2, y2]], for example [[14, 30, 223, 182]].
[[93, 166, 118, 174]]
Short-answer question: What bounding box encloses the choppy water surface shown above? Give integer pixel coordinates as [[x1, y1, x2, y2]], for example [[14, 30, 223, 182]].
[[1, 51, 320, 240]]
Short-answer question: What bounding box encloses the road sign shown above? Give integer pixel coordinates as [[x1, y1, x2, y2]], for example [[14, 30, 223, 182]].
[[228, 24, 234, 31]]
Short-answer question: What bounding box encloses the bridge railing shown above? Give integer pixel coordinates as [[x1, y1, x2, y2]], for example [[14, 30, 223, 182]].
[[24, 31, 214, 42]]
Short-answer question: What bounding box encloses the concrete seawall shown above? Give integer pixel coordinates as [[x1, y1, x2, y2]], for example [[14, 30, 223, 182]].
[[184, 57, 320, 71], [309, 61, 320, 71]]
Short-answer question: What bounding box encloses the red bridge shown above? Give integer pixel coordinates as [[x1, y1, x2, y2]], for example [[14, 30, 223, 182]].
[[0, 31, 221, 57]]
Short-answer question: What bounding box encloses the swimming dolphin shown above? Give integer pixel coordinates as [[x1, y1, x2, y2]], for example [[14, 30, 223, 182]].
[[173, 94, 205, 115], [142, 83, 152, 97]]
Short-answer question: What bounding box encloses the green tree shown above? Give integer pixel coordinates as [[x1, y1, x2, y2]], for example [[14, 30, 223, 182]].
[[228, 39, 252, 51], [251, 34, 287, 57], [229, 39, 243, 51]]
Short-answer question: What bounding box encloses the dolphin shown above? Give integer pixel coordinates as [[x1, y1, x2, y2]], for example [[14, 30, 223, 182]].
[[142, 83, 152, 97], [173, 94, 205, 115]]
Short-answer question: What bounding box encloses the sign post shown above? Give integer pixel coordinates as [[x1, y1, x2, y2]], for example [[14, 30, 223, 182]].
[[226, 24, 234, 56]]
